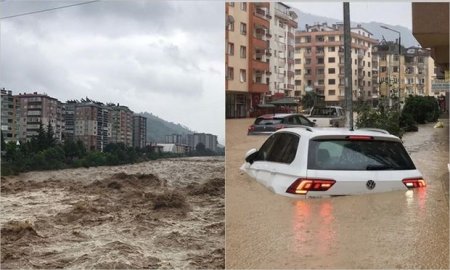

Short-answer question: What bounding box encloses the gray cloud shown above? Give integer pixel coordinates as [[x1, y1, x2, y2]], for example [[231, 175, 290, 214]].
[[0, 0, 225, 142]]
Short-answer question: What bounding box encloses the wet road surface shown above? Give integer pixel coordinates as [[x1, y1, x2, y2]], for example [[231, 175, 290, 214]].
[[225, 118, 449, 269]]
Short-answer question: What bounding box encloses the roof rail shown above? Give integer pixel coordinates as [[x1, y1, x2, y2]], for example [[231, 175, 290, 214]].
[[299, 125, 313, 132], [357, 128, 390, 134]]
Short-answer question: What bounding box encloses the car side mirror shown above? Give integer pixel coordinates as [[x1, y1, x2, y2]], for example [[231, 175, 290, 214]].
[[245, 148, 258, 164]]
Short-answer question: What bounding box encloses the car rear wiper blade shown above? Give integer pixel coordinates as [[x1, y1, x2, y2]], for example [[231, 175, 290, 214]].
[[366, 165, 395, 170]]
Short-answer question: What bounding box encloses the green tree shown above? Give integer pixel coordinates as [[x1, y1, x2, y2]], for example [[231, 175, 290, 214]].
[[46, 122, 56, 147], [301, 92, 316, 109]]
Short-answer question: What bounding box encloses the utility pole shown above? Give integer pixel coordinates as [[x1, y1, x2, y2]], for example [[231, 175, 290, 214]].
[[343, 2, 353, 130]]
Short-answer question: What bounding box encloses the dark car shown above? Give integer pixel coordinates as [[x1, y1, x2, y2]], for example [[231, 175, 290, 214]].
[[248, 113, 315, 135]]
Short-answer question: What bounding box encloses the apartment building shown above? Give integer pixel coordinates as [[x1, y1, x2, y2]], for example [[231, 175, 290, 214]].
[[63, 101, 77, 142], [226, 2, 298, 118], [268, 2, 297, 98], [372, 43, 435, 104], [193, 133, 218, 152], [14, 92, 64, 142], [132, 115, 147, 149], [74, 101, 112, 151], [1, 89, 15, 142], [294, 23, 378, 106], [109, 104, 133, 147]]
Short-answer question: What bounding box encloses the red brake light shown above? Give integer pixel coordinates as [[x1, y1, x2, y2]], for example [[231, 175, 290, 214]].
[[275, 124, 286, 130], [286, 178, 336, 195], [346, 135, 373, 140], [248, 125, 255, 132], [402, 178, 427, 188]]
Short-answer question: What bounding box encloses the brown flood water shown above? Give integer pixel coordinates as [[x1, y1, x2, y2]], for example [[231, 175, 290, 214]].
[[1, 157, 224, 269], [226, 119, 449, 269]]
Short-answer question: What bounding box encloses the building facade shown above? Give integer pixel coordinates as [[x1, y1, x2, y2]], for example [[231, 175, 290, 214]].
[[14, 92, 64, 142], [1, 89, 15, 142], [226, 2, 298, 118], [294, 23, 378, 106], [74, 101, 112, 151], [109, 104, 133, 147], [268, 2, 297, 99], [132, 115, 147, 149]]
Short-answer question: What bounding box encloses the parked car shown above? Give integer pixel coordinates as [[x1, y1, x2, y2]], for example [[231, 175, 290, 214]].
[[247, 113, 315, 135], [241, 127, 425, 197], [308, 106, 346, 127]]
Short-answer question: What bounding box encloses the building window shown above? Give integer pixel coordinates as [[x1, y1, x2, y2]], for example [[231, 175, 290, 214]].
[[240, 69, 246, 82], [295, 59, 301, 64], [328, 57, 335, 63], [317, 68, 324, 75], [328, 68, 335, 74], [295, 69, 302, 75], [328, 90, 336, 95], [368, 62, 371, 67], [328, 46, 335, 52], [393, 66, 399, 73], [394, 55, 399, 61], [240, 2, 247, 11], [227, 19, 234, 31], [295, 80, 302, 85], [368, 71, 371, 77], [240, 46, 246, 58], [328, 79, 336, 85], [368, 81, 371, 86], [368, 52, 371, 57], [240, 23, 247, 35], [229, 3, 234, 7], [317, 58, 324, 64], [227, 43, 234, 55], [329, 36, 335, 42]]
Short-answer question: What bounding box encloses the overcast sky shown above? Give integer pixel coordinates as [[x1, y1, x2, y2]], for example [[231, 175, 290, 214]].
[[288, 1, 413, 29], [0, 0, 225, 144]]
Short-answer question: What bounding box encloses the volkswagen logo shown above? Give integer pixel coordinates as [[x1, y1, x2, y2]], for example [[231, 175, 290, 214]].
[[366, 180, 376, 190]]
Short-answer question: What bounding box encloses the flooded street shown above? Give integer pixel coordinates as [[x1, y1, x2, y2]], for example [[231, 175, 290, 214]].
[[1, 157, 224, 269], [225, 118, 449, 269]]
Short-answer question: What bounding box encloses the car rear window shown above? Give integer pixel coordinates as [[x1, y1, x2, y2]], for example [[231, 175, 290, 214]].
[[255, 118, 283, 125], [311, 107, 337, 116], [308, 139, 416, 170]]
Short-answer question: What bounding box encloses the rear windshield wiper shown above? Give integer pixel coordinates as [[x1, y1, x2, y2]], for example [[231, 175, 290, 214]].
[[366, 165, 395, 170]]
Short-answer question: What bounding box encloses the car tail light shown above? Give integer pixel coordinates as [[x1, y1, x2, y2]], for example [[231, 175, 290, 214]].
[[402, 178, 427, 188], [286, 178, 336, 195], [248, 125, 255, 132], [275, 124, 286, 130], [346, 135, 373, 140]]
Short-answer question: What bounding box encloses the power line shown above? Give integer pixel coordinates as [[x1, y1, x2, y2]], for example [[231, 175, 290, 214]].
[[0, 0, 100, 20]]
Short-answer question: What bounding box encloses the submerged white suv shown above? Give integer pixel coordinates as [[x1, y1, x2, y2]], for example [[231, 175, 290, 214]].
[[241, 127, 426, 197]]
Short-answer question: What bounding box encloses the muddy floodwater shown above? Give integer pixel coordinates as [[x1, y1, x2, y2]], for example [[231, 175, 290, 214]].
[[1, 157, 224, 269], [226, 119, 449, 269]]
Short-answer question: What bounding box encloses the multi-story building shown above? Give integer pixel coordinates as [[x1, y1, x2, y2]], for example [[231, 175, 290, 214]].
[[294, 23, 378, 106], [226, 2, 297, 118], [1, 89, 15, 143], [63, 100, 77, 142], [74, 101, 112, 151], [403, 47, 435, 96], [165, 133, 185, 144], [372, 42, 435, 105], [132, 115, 147, 149], [109, 104, 133, 147], [193, 133, 218, 152], [14, 92, 64, 142], [268, 2, 297, 99]]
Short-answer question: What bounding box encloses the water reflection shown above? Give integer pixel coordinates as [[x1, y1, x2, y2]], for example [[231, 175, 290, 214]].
[[293, 200, 336, 254]]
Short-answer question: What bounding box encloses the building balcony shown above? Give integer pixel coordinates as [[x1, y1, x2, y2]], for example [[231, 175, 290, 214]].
[[250, 82, 269, 93], [316, 74, 325, 80], [253, 12, 270, 28], [253, 37, 269, 49], [304, 74, 312, 79], [252, 59, 269, 71], [287, 84, 295, 90], [287, 32, 295, 39], [287, 58, 294, 65], [357, 51, 365, 58], [287, 71, 295, 78], [288, 19, 298, 29]]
